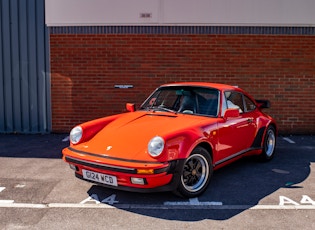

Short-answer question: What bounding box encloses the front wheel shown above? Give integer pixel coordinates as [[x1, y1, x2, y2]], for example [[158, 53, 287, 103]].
[[175, 147, 213, 198], [259, 126, 276, 161]]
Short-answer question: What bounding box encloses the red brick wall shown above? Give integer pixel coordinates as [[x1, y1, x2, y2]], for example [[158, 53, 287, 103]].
[[50, 34, 315, 134]]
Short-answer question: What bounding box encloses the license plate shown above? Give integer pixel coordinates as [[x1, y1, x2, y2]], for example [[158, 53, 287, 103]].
[[82, 169, 118, 186]]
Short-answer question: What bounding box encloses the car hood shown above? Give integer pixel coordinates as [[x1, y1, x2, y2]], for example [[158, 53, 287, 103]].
[[74, 111, 213, 161]]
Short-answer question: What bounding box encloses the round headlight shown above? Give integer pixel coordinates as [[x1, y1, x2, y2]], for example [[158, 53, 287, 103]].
[[70, 126, 83, 144], [148, 136, 165, 157]]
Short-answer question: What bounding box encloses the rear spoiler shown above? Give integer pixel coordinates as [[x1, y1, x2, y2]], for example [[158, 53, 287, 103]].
[[255, 99, 271, 109]]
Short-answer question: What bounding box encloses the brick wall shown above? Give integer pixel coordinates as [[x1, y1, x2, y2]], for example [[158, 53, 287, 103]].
[[50, 28, 315, 134]]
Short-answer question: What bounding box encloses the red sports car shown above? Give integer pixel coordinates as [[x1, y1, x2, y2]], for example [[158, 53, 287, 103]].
[[62, 82, 277, 197]]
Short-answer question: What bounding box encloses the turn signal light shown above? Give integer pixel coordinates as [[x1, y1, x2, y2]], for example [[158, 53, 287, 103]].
[[137, 169, 154, 174]]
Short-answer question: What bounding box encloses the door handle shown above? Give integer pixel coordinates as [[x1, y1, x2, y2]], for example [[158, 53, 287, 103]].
[[247, 118, 254, 123]]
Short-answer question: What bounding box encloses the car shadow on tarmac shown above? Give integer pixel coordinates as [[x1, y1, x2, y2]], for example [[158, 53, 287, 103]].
[[86, 137, 315, 221]]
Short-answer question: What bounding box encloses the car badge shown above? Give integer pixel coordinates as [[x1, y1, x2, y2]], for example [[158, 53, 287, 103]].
[[106, 146, 112, 151]]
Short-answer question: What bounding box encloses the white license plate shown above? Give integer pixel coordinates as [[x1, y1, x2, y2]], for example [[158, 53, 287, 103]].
[[82, 169, 118, 186]]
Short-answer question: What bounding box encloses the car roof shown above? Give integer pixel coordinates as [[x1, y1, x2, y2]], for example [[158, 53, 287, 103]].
[[160, 82, 240, 91]]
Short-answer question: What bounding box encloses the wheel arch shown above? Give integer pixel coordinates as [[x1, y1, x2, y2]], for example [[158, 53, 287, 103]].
[[261, 122, 277, 147], [268, 122, 278, 135], [194, 141, 213, 164], [251, 121, 277, 149]]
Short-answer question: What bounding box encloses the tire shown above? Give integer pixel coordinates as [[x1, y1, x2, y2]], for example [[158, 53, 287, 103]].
[[175, 146, 213, 198], [259, 126, 276, 161]]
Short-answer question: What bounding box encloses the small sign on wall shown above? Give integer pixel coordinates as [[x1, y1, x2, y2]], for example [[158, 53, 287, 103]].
[[45, 0, 315, 27], [114, 85, 134, 89]]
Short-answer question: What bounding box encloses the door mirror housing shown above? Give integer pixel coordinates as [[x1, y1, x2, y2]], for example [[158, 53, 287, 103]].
[[256, 99, 271, 109], [126, 103, 136, 112], [223, 108, 240, 120]]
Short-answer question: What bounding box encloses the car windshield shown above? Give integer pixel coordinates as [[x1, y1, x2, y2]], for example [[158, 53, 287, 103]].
[[140, 86, 219, 117]]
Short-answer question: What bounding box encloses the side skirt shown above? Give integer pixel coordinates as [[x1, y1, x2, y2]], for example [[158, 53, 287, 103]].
[[213, 147, 262, 168]]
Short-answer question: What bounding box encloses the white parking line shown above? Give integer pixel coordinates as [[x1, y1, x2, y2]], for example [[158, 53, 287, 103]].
[[282, 137, 295, 144], [0, 200, 15, 204], [164, 198, 223, 206], [1, 201, 315, 210], [49, 203, 116, 209], [15, 184, 26, 188], [62, 136, 70, 142]]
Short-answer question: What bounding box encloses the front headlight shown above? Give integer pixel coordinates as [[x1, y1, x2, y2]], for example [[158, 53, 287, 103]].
[[70, 126, 83, 144], [148, 136, 164, 157]]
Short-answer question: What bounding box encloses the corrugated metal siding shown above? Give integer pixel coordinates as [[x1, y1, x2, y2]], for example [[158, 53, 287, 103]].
[[0, 0, 51, 133]]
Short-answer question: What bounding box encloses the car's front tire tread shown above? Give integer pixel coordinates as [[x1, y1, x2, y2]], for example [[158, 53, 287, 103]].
[[175, 146, 213, 198]]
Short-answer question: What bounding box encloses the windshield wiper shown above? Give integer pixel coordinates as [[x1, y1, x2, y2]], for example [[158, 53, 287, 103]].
[[149, 106, 177, 114]]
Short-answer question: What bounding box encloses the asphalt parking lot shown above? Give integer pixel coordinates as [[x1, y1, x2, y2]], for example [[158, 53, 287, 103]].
[[0, 134, 314, 229]]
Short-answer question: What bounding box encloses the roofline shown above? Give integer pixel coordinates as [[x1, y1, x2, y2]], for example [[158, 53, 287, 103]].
[[160, 82, 239, 91]]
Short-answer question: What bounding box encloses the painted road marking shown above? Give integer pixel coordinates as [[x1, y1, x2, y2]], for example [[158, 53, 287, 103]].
[[1, 202, 315, 210], [0, 193, 314, 209], [80, 194, 119, 205], [0, 197, 314, 209], [0, 200, 14, 204], [62, 136, 70, 142], [0, 187, 15, 204], [272, 169, 290, 174], [282, 137, 295, 144], [164, 198, 223, 206], [279, 195, 315, 206], [15, 184, 26, 188]]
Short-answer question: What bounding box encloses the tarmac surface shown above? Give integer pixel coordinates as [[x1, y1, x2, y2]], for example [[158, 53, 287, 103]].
[[0, 133, 314, 229], [0, 133, 68, 159]]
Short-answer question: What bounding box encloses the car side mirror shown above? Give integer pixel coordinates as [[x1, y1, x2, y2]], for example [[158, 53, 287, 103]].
[[126, 103, 135, 112], [256, 99, 271, 109], [223, 108, 240, 120]]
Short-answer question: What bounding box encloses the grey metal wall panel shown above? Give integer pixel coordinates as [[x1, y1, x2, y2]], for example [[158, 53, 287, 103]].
[[0, 0, 51, 133], [0, 3, 4, 132], [19, 0, 30, 133]]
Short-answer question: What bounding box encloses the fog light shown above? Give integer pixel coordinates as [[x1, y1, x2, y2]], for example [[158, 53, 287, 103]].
[[131, 177, 145, 185], [69, 164, 78, 171]]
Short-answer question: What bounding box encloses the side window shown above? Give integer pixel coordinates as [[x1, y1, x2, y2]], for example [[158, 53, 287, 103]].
[[244, 96, 256, 112], [196, 90, 219, 116], [224, 91, 244, 113]]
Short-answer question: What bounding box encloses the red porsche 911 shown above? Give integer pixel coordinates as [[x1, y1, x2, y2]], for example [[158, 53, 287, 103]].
[[63, 82, 277, 197]]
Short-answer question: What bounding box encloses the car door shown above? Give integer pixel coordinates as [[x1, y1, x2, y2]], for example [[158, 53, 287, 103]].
[[216, 91, 257, 162]]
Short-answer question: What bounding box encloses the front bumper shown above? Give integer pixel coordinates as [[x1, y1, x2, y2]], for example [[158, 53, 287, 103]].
[[63, 148, 185, 193]]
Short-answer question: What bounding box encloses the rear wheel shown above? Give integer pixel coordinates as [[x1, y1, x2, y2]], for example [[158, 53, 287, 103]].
[[175, 146, 213, 198], [259, 126, 276, 161]]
